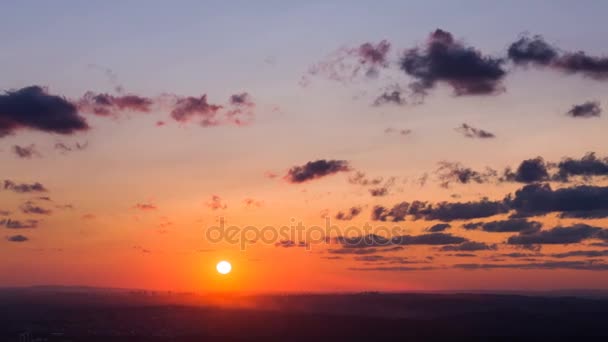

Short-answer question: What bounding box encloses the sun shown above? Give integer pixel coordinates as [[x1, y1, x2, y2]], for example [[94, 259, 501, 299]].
[[216, 261, 232, 275]]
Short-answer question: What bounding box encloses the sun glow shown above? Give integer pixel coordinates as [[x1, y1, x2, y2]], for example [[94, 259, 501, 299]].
[[216, 261, 232, 275]]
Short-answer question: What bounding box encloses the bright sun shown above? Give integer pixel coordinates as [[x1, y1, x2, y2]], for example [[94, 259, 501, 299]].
[[216, 261, 232, 275]]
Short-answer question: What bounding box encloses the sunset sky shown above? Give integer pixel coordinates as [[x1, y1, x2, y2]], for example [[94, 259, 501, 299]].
[[2, 0, 608, 292]]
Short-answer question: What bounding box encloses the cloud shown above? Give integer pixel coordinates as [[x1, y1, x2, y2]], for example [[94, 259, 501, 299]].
[[225, 92, 255, 126], [436, 161, 497, 187], [507, 224, 606, 245], [463, 218, 542, 234], [348, 172, 383, 186], [368, 177, 395, 197], [77, 92, 154, 117], [371, 202, 410, 222], [439, 241, 497, 251], [555, 52, 608, 80], [170, 94, 223, 126], [400, 29, 506, 96], [566, 101, 601, 118], [372, 199, 508, 222], [455, 261, 608, 271], [54, 141, 88, 153], [373, 90, 406, 106], [335, 206, 362, 221], [0, 210, 10, 216], [507, 35, 559, 66], [306, 40, 391, 84], [243, 198, 263, 208], [284, 159, 351, 183], [455, 123, 495, 139], [409, 199, 509, 222], [275, 240, 308, 248], [502, 157, 550, 183], [3, 180, 48, 193], [348, 266, 439, 271], [507, 183, 608, 218], [550, 249, 608, 259], [328, 247, 403, 255], [20, 201, 52, 215], [556, 152, 608, 182], [369, 187, 389, 197], [425, 223, 451, 232], [384, 127, 411, 136], [391, 233, 468, 245], [12, 144, 41, 159], [334, 234, 392, 249], [6, 235, 29, 242], [133, 203, 157, 211], [508, 34, 608, 79], [206, 195, 227, 210], [0, 86, 89, 137], [0, 219, 39, 229]]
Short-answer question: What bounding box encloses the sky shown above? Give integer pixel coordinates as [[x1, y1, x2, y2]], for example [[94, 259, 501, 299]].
[[2, 0, 608, 292]]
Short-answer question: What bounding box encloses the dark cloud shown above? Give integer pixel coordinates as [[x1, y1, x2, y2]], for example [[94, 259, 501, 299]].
[[409, 199, 509, 222], [502, 157, 549, 183], [306, 40, 391, 84], [77, 92, 153, 116], [0, 219, 39, 229], [507, 183, 608, 217], [556, 152, 608, 182], [334, 234, 392, 249], [226, 92, 255, 126], [328, 246, 404, 255], [400, 29, 506, 96], [391, 233, 468, 246], [6, 235, 29, 243], [455, 123, 495, 139], [371, 202, 410, 222], [13, 144, 41, 159], [550, 249, 608, 259], [566, 101, 601, 118], [0, 86, 89, 137], [373, 90, 406, 106], [425, 223, 451, 232], [349, 266, 439, 271], [54, 141, 88, 153], [508, 34, 608, 79], [436, 161, 497, 187], [170, 94, 223, 126], [498, 252, 543, 258], [372, 199, 508, 222], [20, 201, 52, 215], [463, 218, 542, 234], [354, 255, 424, 265], [507, 224, 605, 245], [369, 187, 389, 197], [335, 206, 362, 221], [439, 241, 497, 252], [275, 240, 308, 248], [285, 159, 351, 183], [554, 52, 608, 80], [0, 210, 10, 216], [455, 261, 608, 271], [507, 35, 559, 66], [348, 172, 383, 186], [3, 180, 48, 193]]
